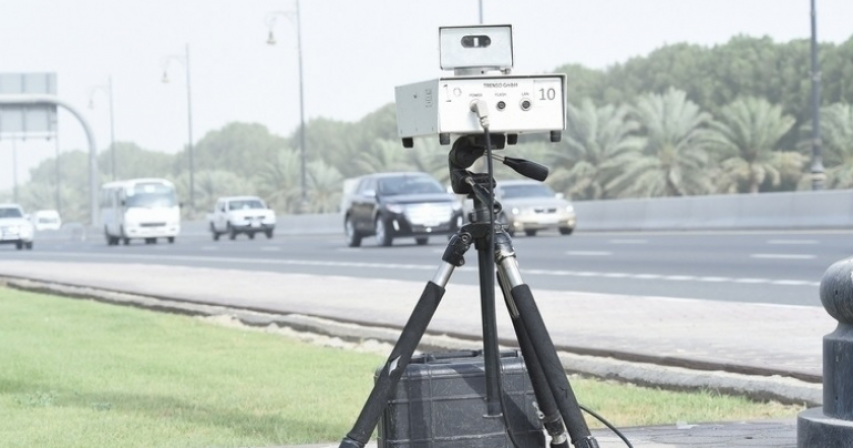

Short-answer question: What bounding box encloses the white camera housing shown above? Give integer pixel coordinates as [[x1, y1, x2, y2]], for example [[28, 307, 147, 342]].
[[395, 25, 566, 147]]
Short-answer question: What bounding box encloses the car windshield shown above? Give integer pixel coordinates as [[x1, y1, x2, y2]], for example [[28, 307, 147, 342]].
[[125, 183, 177, 208], [501, 184, 556, 199], [378, 176, 444, 196], [229, 199, 265, 210], [38, 217, 59, 223], [0, 207, 23, 218]]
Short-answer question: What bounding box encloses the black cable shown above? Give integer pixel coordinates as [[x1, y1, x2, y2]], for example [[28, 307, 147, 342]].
[[579, 404, 634, 448]]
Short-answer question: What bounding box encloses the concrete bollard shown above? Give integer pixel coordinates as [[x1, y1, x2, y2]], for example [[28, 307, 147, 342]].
[[798, 257, 853, 446]]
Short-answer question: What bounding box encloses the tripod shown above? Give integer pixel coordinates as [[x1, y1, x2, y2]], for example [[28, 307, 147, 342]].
[[339, 136, 599, 448]]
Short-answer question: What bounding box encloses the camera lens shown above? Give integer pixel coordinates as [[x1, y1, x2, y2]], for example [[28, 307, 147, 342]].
[[496, 101, 506, 111]]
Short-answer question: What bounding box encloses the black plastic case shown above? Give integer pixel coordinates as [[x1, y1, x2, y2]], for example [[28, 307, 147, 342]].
[[377, 350, 545, 447]]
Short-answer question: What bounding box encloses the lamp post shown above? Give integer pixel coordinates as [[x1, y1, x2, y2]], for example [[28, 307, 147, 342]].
[[810, 0, 825, 190], [11, 137, 18, 203], [88, 76, 117, 181], [265, 1, 308, 209], [161, 43, 196, 212], [54, 132, 61, 213]]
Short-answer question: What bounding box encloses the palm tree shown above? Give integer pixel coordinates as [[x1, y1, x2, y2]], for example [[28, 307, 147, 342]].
[[354, 139, 412, 174], [305, 160, 344, 213], [547, 99, 642, 200], [819, 103, 853, 188], [177, 170, 255, 218], [604, 89, 719, 197], [403, 138, 448, 184], [711, 97, 801, 193], [255, 148, 303, 214]]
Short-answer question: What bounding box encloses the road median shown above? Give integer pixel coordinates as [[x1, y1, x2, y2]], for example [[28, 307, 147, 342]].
[[0, 260, 825, 406]]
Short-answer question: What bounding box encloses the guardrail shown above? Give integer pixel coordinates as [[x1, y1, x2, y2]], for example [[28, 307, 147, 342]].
[[573, 189, 853, 231]]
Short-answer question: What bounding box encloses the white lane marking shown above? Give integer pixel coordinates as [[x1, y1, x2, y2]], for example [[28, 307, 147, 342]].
[[566, 251, 612, 256], [25, 251, 821, 287], [733, 278, 770, 284], [261, 246, 281, 252], [750, 253, 816, 260], [773, 280, 815, 286], [663, 275, 696, 281], [608, 239, 648, 244], [200, 246, 219, 251], [766, 239, 819, 245], [697, 276, 732, 282]]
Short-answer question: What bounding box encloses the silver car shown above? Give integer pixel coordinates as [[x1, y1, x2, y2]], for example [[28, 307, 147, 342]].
[[496, 180, 576, 237]]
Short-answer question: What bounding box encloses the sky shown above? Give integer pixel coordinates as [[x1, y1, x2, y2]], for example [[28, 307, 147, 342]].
[[1, 0, 853, 192]]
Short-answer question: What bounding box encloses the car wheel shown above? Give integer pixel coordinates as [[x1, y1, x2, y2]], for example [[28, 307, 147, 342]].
[[374, 216, 393, 247], [228, 223, 237, 240], [524, 229, 537, 237], [248, 232, 255, 240], [105, 228, 114, 246], [265, 229, 274, 239], [120, 226, 130, 245], [415, 237, 429, 246], [167, 236, 175, 244], [15, 241, 23, 250], [345, 216, 362, 248], [211, 223, 220, 241], [25, 242, 33, 250], [559, 227, 574, 236]]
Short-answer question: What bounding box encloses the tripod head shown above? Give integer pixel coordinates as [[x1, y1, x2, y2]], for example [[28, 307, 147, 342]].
[[447, 135, 551, 197]]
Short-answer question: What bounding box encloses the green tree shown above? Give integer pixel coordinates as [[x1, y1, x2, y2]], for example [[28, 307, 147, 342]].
[[305, 160, 344, 213], [604, 89, 719, 197], [546, 99, 642, 200], [711, 97, 802, 193], [255, 147, 303, 214], [189, 122, 287, 179], [354, 139, 412, 174], [173, 169, 256, 218], [96, 142, 176, 181], [25, 150, 99, 223], [819, 103, 853, 188]]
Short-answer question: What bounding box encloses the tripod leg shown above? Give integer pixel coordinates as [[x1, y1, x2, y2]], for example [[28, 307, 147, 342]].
[[498, 269, 570, 448], [496, 238, 599, 448], [340, 233, 471, 448]]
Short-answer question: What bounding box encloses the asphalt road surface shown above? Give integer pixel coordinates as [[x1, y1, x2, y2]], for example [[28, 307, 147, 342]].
[[3, 228, 851, 307]]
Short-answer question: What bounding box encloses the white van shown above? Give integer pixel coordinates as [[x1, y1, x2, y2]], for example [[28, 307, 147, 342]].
[[32, 210, 62, 231], [100, 178, 181, 245]]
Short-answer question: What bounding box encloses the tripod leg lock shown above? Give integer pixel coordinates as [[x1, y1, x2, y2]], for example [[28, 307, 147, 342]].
[[573, 436, 601, 448], [442, 232, 472, 266]]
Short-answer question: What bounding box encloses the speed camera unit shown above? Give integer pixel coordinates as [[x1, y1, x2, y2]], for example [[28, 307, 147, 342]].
[[395, 25, 566, 147]]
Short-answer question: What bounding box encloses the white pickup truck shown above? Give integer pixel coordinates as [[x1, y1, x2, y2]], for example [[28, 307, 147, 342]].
[[208, 196, 276, 241]]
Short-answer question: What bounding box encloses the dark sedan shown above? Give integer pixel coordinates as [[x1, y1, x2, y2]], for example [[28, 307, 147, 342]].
[[343, 172, 463, 247]]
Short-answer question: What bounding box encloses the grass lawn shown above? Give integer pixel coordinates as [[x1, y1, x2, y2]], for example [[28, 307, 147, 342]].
[[0, 287, 802, 447]]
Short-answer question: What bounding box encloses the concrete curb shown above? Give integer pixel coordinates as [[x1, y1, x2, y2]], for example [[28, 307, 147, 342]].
[[2, 276, 821, 407]]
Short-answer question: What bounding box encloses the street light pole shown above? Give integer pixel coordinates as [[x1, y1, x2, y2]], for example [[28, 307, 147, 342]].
[[108, 76, 116, 180], [266, 0, 308, 209], [295, 1, 307, 207], [89, 77, 117, 180], [54, 132, 61, 213], [810, 0, 825, 190], [162, 44, 195, 212], [12, 137, 18, 203]]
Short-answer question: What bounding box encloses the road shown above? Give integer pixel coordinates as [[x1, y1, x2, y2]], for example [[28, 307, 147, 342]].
[[2, 228, 850, 307]]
